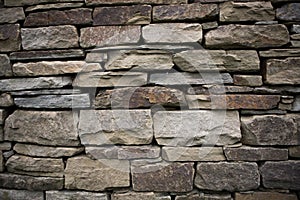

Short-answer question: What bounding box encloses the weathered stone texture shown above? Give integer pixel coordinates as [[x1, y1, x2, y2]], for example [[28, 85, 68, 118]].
[[235, 192, 298, 200], [176, 193, 232, 200], [0, 189, 43, 200], [233, 75, 263, 86], [86, 0, 186, 5], [195, 162, 260, 191], [292, 96, 300, 111], [0, 151, 3, 172], [292, 24, 300, 33], [26, 3, 84, 12], [46, 191, 108, 200], [0, 24, 21, 52], [0, 93, 14, 107], [0, 54, 12, 76], [118, 146, 160, 159], [0, 7, 25, 24], [112, 192, 171, 200], [259, 49, 300, 58], [289, 146, 300, 158], [276, 3, 300, 21], [4, 0, 85, 6]]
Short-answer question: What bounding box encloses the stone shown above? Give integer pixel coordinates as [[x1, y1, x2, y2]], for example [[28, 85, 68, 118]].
[[105, 50, 173, 71], [6, 155, 64, 177], [0, 109, 7, 125], [291, 34, 300, 40], [254, 86, 300, 94], [0, 54, 12, 76], [195, 162, 259, 191], [259, 49, 300, 58], [118, 146, 160, 159], [132, 162, 194, 192], [79, 110, 153, 145], [176, 192, 232, 200], [279, 103, 292, 111], [3, 150, 14, 160], [85, 146, 119, 159], [260, 161, 300, 190], [95, 86, 186, 109], [86, 0, 187, 5], [291, 40, 300, 47], [22, 25, 78, 50], [5, 110, 80, 146], [233, 75, 263, 86], [276, 3, 300, 21], [0, 173, 63, 190], [188, 85, 253, 94], [292, 24, 300, 33], [0, 24, 21, 52], [154, 111, 241, 146], [4, 0, 84, 6], [220, 1, 275, 22], [143, 23, 202, 43], [289, 146, 300, 158], [173, 50, 259, 72], [80, 26, 141, 48], [65, 156, 130, 191], [241, 114, 300, 145], [241, 110, 287, 115], [205, 24, 289, 49], [14, 144, 84, 158], [10, 89, 81, 96], [46, 191, 108, 200], [94, 5, 151, 25], [112, 192, 171, 200], [202, 21, 218, 30], [73, 72, 147, 88], [26, 3, 84, 12], [162, 147, 225, 161], [86, 52, 107, 63], [0, 142, 11, 150], [0, 7, 25, 24], [0, 151, 3, 172], [153, 3, 218, 22], [235, 192, 298, 200], [0, 127, 3, 141], [265, 57, 300, 85], [24, 8, 92, 27], [10, 49, 85, 61], [224, 146, 288, 161], [0, 189, 43, 200], [0, 93, 14, 107]]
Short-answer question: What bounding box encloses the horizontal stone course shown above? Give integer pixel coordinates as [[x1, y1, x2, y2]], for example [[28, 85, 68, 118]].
[[85, 0, 187, 5], [46, 191, 108, 200]]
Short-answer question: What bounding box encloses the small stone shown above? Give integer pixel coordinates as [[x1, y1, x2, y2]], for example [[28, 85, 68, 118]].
[[291, 34, 300, 40], [0, 151, 3, 172], [292, 24, 300, 33], [202, 21, 218, 30], [291, 40, 300, 47], [289, 146, 300, 158], [0, 7, 25, 24], [118, 146, 160, 160], [132, 162, 194, 192], [261, 161, 300, 190], [233, 75, 263, 86], [188, 85, 253, 94], [281, 95, 294, 104], [195, 162, 259, 191], [259, 48, 300, 57], [85, 146, 119, 159], [4, 0, 85, 6], [143, 23, 202, 43], [235, 192, 298, 200], [0, 142, 12, 150], [0, 93, 14, 107], [0, 109, 7, 125], [276, 3, 300, 21], [255, 21, 278, 25], [0, 189, 43, 200], [26, 3, 84, 12], [241, 110, 287, 115], [86, 52, 107, 63], [0, 54, 12, 76], [112, 191, 171, 200], [86, 0, 186, 5], [279, 103, 292, 111], [0, 127, 3, 141], [65, 156, 130, 191], [10, 89, 81, 96], [46, 191, 108, 200], [22, 25, 78, 50], [3, 150, 14, 159], [0, 24, 21, 52], [176, 192, 232, 200]]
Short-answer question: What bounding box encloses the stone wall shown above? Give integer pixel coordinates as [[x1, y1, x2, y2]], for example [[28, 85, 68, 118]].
[[0, 0, 300, 199]]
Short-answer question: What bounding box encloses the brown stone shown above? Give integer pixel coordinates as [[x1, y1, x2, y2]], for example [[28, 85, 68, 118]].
[[86, 0, 187, 5], [276, 3, 300, 21], [233, 75, 263, 86], [0, 7, 25, 23], [0, 24, 21, 52], [188, 85, 253, 94], [0, 54, 12, 76], [235, 192, 298, 200], [26, 3, 84, 12], [289, 146, 300, 158], [118, 146, 160, 159], [0, 93, 14, 107]]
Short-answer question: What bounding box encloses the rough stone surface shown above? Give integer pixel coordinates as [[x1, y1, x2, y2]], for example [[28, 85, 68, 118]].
[[0, 7, 25, 23], [65, 156, 130, 191], [86, 0, 186, 5], [220, 1, 275, 22], [0, 110, 7, 125], [26, 3, 84, 12], [46, 191, 108, 200], [289, 146, 300, 158], [22, 25, 78, 50], [188, 85, 253, 94], [195, 162, 260, 191], [0, 93, 14, 107], [143, 23, 202, 43], [118, 146, 160, 159], [205, 24, 289, 49], [0, 54, 12, 76], [10, 89, 81, 96], [260, 161, 300, 190], [0, 189, 43, 200], [259, 49, 300, 57], [85, 146, 118, 159], [292, 24, 300, 33], [5, 110, 80, 146], [276, 3, 300, 21], [154, 111, 241, 146], [176, 193, 232, 200], [0, 142, 11, 151], [241, 114, 300, 145], [265, 57, 300, 85], [80, 26, 141, 48], [0, 24, 21, 52], [233, 75, 263, 86], [4, 0, 85, 6], [132, 162, 194, 192], [112, 192, 171, 200], [0, 151, 3, 172], [153, 3, 218, 22], [235, 192, 298, 200], [79, 110, 153, 145]]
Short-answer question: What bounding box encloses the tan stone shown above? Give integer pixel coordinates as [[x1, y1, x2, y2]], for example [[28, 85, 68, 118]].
[[233, 75, 263, 86]]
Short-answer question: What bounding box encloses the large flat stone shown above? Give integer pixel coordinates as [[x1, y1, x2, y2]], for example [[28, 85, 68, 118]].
[[0, 54, 12, 76], [118, 146, 160, 160], [176, 192, 231, 200], [0, 24, 21, 52], [0, 189, 43, 200], [0, 7, 25, 23], [235, 192, 298, 200], [86, 0, 186, 5], [10, 89, 81, 96], [46, 191, 108, 200], [259, 49, 300, 58], [5, 110, 80, 146], [276, 3, 300, 21], [154, 111, 241, 146], [112, 191, 171, 200], [233, 75, 263, 86], [4, 0, 84, 6], [188, 85, 253, 94], [26, 3, 84, 12]]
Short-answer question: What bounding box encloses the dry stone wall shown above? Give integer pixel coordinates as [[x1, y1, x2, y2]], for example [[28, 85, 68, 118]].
[[0, 0, 300, 199]]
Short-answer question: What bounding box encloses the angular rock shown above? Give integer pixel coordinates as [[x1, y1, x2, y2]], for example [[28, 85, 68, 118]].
[[291, 34, 300, 40], [86, 0, 186, 5], [22, 25, 78, 50], [118, 146, 160, 159], [4, 0, 84, 6], [235, 192, 298, 200], [260, 161, 300, 190], [112, 192, 171, 200], [154, 111, 241, 146], [224, 146, 288, 161], [5, 110, 80, 146], [94, 5, 151, 25], [10, 89, 81, 96], [162, 147, 225, 161], [143, 23, 202, 43], [233, 75, 263, 86], [276, 3, 300, 21], [205, 24, 289, 49], [220, 1, 275, 22], [0, 127, 3, 141], [188, 85, 253, 94], [173, 50, 259, 72], [79, 110, 153, 145], [6, 155, 64, 177], [0, 109, 7, 125], [259, 48, 300, 58], [176, 192, 232, 200], [86, 52, 107, 63], [85, 146, 119, 159], [0, 189, 43, 200], [241, 114, 300, 145], [265, 57, 300, 85], [132, 162, 194, 192], [195, 162, 259, 191], [292, 24, 300, 33], [46, 191, 108, 200], [0, 24, 21, 52], [289, 146, 300, 158], [95, 86, 186, 109], [0, 151, 3, 172], [0, 54, 12, 76], [26, 3, 84, 12], [0, 142, 11, 151], [0, 93, 14, 107], [80, 26, 141, 48], [153, 3, 218, 22], [0, 173, 63, 190], [65, 156, 130, 191], [291, 40, 300, 47], [202, 21, 218, 30], [0, 7, 25, 24]]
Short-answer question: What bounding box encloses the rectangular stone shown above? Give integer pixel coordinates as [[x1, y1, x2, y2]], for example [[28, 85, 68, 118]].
[[289, 146, 300, 158], [5, 0, 84, 6], [0, 54, 12, 77], [46, 191, 108, 200], [0, 24, 21, 52], [26, 3, 84, 12], [0, 189, 43, 200], [176, 192, 231, 200], [0, 127, 3, 142], [233, 75, 263, 86], [86, 0, 187, 5], [0, 142, 12, 151], [112, 192, 171, 200], [0, 109, 7, 125], [292, 24, 300, 33], [0, 151, 3, 172], [235, 192, 298, 200], [85, 146, 119, 159], [0, 93, 14, 107], [259, 48, 300, 58], [0, 7, 25, 24], [154, 111, 241, 146], [188, 85, 253, 94], [276, 3, 300, 21], [118, 146, 160, 159], [10, 89, 81, 96]]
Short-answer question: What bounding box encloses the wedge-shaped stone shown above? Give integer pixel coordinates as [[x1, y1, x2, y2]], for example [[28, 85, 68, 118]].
[[276, 3, 300, 21], [0, 24, 21, 52], [112, 191, 171, 200], [205, 24, 289, 49], [154, 111, 241, 146], [235, 192, 298, 200], [86, 0, 186, 5], [195, 162, 259, 191], [4, 0, 84, 6], [47, 191, 108, 200], [65, 156, 130, 191], [5, 110, 80, 146], [79, 110, 153, 145], [259, 49, 300, 58], [0, 189, 43, 200], [0, 54, 12, 76], [0, 7, 25, 24]]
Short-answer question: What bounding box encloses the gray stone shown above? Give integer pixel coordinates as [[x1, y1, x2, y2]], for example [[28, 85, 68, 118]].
[[0, 54, 12, 76], [276, 3, 300, 21], [118, 146, 160, 159], [0, 109, 7, 125], [65, 156, 130, 191], [86, 52, 107, 63], [22, 25, 78, 50], [5, 110, 80, 146], [4, 0, 84, 6], [259, 48, 300, 57], [291, 34, 300, 40], [291, 40, 300, 47], [0, 24, 21, 52], [0, 93, 14, 107], [26, 3, 84, 12], [0, 7, 25, 23], [235, 192, 298, 200], [0, 127, 3, 141], [46, 191, 108, 200], [292, 24, 300, 33], [0, 173, 63, 190], [0, 151, 3, 172], [112, 192, 171, 200], [260, 161, 300, 190], [0, 189, 43, 200], [176, 192, 232, 200], [154, 111, 241, 146], [254, 86, 300, 94], [162, 147, 225, 161], [86, 0, 186, 5], [241, 110, 287, 115], [143, 23, 202, 43], [289, 146, 300, 158], [205, 24, 289, 49], [202, 21, 218, 30], [79, 110, 153, 145], [85, 146, 118, 159], [195, 162, 259, 191], [11, 89, 82, 96], [188, 85, 253, 94], [0, 142, 11, 150], [233, 75, 263, 86]]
